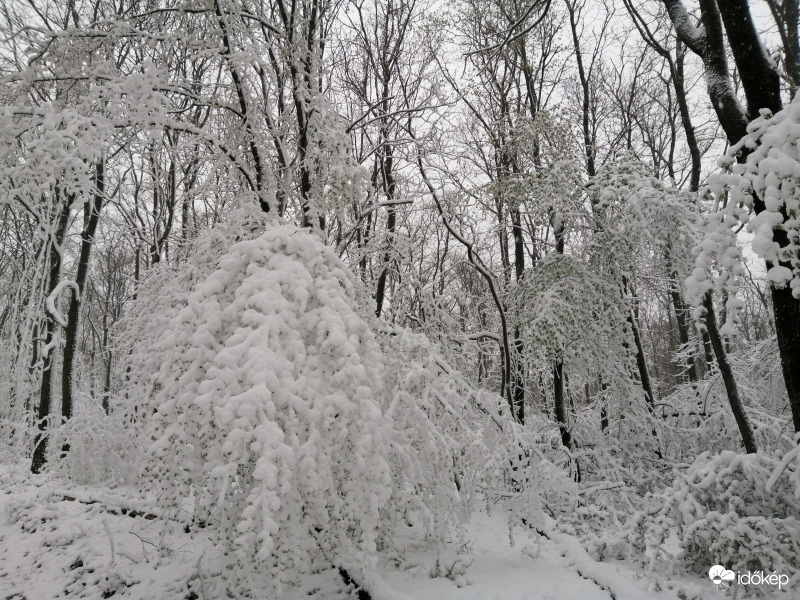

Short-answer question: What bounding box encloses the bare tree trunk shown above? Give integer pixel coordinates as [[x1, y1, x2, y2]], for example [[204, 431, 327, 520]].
[[374, 145, 396, 317], [214, 0, 270, 213], [703, 293, 757, 453], [61, 161, 105, 447], [668, 265, 698, 383], [415, 150, 516, 418], [620, 276, 663, 458], [31, 191, 72, 474], [511, 207, 526, 423], [766, 0, 799, 96], [553, 361, 571, 450]]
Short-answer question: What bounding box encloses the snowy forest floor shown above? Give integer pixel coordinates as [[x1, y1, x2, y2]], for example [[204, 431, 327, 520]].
[[0, 464, 751, 600]]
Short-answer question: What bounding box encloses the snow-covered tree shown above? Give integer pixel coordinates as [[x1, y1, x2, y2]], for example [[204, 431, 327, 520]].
[[118, 209, 512, 592]]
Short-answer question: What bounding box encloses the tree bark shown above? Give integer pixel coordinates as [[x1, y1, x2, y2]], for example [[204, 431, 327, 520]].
[[553, 361, 571, 450], [703, 293, 757, 453], [31, 191, 72, 474], [214, 0, 270, 213], [61, 161, 105, 435], [511, 206, 526, 423], [669, 266, 698, 383], [374, 144, 396, 318]]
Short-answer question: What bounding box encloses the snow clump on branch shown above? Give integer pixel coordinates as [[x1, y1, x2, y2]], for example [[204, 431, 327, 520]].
[[688, 92, 800, 333]]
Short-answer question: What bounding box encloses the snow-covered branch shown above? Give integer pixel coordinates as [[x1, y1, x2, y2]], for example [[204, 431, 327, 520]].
[[46, 280, 79, 328]]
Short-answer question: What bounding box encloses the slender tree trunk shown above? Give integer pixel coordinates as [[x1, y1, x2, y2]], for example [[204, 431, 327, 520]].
[[31, 191, 72, 474], [102, 313, 111, 415], [374, 144, 396, 318], [61, 161, 105, 439], [622, 277, 663, 458], [553, 361, 571, 450], [511, 207, 526, 423], [599, 378, 609, 432], [668, 267, 698, 383], [416, 151, 515, 417], [214, 0, 270, 213], [565, 0, 597, 178], [703, 292, 757, 453], [629, 310, 655, 412], [623, 278, 657, 411]]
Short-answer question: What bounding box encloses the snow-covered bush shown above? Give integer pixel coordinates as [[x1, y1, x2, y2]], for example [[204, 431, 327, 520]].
[[119, 210, 509, 591], [45, 401, 142, 485], [113, 206, 254, 419], [630, 451, 800, 587], [375, 325, 509, 542], [144, 218, 393, 588], [656, 344, 790, 462]]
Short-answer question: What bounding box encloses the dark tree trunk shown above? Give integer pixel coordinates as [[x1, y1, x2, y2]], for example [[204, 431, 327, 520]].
[[715, 1, 800, 437], [214, 0, 269, 213], [703, 293, 757, 453], [600, 377, 609, 432], [669, 268, 698, 383], [553, 361, 571, 450], [766, 0, 800, 95], [621, 277, 662, 458], [673, 39, 702, 192], [102, 313, 111, 415], [623, 278, 656, 411], [629, 309, 655, 412], [716, 1, 782, 120], [374, 145, 396, 318], [772, 286, 800, 433], [61, 161, 105, 437], [663, 0, 800, 436], [416, 153, 515, 418], [511, 207, 526, 423], [31, 191, 72, 474], [565, 0, 597, 179]]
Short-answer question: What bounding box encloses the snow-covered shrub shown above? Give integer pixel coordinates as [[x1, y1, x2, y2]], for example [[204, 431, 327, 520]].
[[375, 325, 509, 544], [0, 338, 36, 458], [45, 400, 142, 485], [630, 451, 800, 586], [143, 218, 393, 587], [119, 210, 509, 591], [113, 206, 256, 419]]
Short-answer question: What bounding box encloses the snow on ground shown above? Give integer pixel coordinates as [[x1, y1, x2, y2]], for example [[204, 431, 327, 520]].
[[0, 464, 737, 600]]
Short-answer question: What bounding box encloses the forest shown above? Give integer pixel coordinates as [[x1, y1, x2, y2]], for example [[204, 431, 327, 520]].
[[0, 0, 799, 598]]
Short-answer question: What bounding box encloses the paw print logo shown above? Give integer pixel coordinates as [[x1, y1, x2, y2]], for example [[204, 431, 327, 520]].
[[709, 565, 735, 586]]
